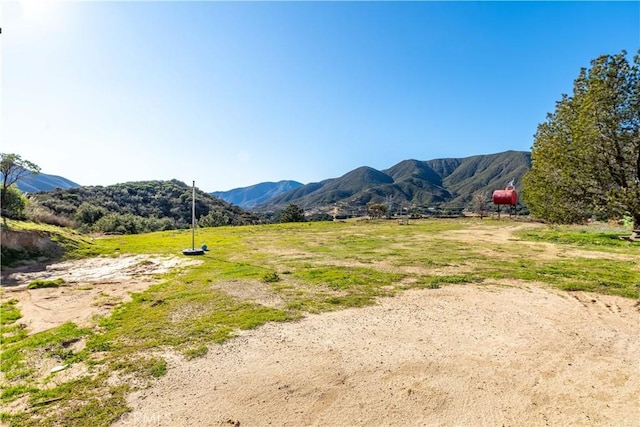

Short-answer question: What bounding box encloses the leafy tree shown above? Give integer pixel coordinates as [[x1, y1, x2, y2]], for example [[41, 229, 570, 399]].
[[280, 204, 305, 223], [1, 153, 41, 212], [367, 202, 388, 219], [523, 51, 640, 230]]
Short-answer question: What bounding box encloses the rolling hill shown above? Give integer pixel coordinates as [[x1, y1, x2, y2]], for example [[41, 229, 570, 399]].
[[30, 180, 259, 231], [256, 151, 531, 214]]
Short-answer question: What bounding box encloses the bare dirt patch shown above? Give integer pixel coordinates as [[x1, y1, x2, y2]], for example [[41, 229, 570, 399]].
[[1, 255, 202, 335], [213, 280, 286, 309], [116, 283, 640, 427]]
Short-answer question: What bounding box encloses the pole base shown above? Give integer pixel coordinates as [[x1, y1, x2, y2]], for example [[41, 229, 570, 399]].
[[182, 248, 205, 256]]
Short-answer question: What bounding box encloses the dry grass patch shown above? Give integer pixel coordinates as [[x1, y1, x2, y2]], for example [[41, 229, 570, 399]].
[[213, 280, 286, 309]]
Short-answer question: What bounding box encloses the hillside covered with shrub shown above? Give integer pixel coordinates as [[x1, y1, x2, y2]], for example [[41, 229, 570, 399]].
[[30, 180, 259, 234]]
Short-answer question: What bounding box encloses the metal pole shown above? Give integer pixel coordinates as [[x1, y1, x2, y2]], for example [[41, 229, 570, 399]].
[[192, 181, 196, 250]]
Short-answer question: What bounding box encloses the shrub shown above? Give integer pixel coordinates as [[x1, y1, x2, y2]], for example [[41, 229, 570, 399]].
[[199, 211, 230, 227], [262, 271, 281, 283], [27, 278, 66, 289], [75, 203, 107, 226], [26, 200, 75, 228], [279, 204, 305, 223], [1, 186, 28, 219]]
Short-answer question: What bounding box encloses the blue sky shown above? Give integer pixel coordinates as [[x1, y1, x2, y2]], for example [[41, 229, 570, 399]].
[[2, 1, 638, 192]]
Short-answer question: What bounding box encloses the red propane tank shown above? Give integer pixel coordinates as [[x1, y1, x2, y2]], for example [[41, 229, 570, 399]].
[[492, 189, 517, 205]]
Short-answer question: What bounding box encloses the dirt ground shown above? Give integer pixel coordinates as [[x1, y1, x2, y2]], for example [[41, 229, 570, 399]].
[[115, 284, 639, 427], [2, 243, 639, 426], [0, 255, 202, 335]]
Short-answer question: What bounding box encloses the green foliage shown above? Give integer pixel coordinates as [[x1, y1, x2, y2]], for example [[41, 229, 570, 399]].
[[30, 180, 258, 234], [144, 357, 167, 378], [2, 376, 130, 427], [367, 202, 388, 219], [279, 204, 305, 223], [524, 50, 640, 228], [1, 322, 90, 382], [1, 299, 22, 325], [518, 225, 639, 250], [484, 257, 639, 299], [27, 278, 66, 289], [92, 213, 173, 234], [0, 299, 27, 345], [74, 202, 106, 226], [308, 212, 333, 222], [198, 210, 230, 227], [0, 153, 41, 213], [293, 266, 402, 293], [1, 186, 28, 219], [262, 271, 281, 283], [0, 319, 131, 426], [183, 345, 209, 360], [1, 384, 38, 402]]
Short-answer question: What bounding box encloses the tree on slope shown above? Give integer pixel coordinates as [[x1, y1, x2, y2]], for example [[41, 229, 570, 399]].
[[1, 153, 41, 212], [523, 50, 640, 230], [280, 204, 305, 223]]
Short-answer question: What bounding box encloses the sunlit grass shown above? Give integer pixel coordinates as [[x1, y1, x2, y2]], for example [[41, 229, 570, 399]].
[[1, 220, 96, 266], [2, 218, 639, 425], [516, 224, 639, 252]]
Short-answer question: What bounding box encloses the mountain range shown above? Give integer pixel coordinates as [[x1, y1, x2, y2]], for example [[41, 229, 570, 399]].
[[211, 180, 303, 209], [19, 150, 531, 219], [235, 151, 531, 213], [14, 173, 80, 193]]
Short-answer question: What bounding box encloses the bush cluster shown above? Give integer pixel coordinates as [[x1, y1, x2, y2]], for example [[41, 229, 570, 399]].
[[22, 180, 259, 234]]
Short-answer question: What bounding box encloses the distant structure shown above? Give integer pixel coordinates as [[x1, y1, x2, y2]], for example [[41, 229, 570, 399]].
[[492, 179, 518, 218]]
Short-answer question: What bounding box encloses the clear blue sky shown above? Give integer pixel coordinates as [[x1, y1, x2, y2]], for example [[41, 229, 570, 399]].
[[2, 1, 638, 192]]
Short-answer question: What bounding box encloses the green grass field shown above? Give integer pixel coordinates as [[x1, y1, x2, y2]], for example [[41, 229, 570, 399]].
[[1, 218, 638, 426]]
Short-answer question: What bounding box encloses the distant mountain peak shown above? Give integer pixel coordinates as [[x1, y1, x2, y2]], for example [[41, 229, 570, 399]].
[[211, 180, 303, 209], [10, 173, 80, 193]]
